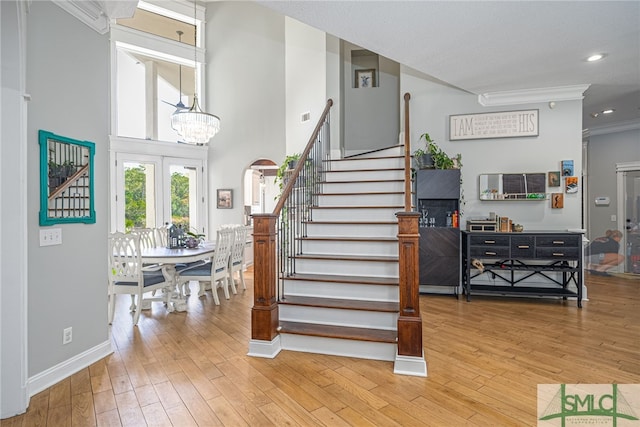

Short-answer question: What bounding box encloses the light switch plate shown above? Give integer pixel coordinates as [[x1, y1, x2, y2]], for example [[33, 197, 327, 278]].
[[40, 228, 62, 246]]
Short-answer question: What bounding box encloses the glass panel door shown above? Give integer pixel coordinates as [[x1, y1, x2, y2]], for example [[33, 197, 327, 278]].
[[623, 170, 640, 273], [163, 157, 205, 236], [114, 154, 205, 235]]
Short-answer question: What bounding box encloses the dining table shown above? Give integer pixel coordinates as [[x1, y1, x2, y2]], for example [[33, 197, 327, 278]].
[[140, 242, 216, 312]]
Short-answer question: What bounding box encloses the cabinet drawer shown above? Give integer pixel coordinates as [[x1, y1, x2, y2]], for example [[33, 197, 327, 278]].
[[511, 236, 534, 258], [535, 247, 580, 259], [536, 235, 580, 247], [471, 246, 510, 258], [469, 235, 510, 246]]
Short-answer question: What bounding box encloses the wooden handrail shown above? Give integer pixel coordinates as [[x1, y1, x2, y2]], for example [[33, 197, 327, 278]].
[[403, 93, 411, 211], [273, 99, 333, 217]]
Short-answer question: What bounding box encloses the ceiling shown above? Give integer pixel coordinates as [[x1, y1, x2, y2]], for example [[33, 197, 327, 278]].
[[257, 0, 640, 134]]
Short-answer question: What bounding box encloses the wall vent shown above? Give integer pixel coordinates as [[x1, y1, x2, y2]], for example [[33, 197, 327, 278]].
[[301, 112, 311, 123]]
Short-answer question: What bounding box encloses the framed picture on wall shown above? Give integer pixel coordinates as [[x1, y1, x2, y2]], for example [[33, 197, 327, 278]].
[[217, 189, 233, 209], [355, 69, 376, 88], [565, 177, 578, 194], [551, 193, 564, 208], [548, 171, 561, 187]]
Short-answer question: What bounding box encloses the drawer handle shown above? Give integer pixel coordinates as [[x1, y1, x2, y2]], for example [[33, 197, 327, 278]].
[[484, 240, 496, 244], [518, 245, 530, 249], [485, 251, 497, 256], [552, 252, 565, 256], [552, 241, 565, 245]]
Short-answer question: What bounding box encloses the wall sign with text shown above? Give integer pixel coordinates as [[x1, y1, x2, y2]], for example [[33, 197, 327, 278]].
[[449, 109, 539, 140]]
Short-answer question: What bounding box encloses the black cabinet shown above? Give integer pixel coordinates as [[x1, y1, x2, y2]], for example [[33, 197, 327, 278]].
[[461, 231, 583, 307], [416, 169, 461, 295]]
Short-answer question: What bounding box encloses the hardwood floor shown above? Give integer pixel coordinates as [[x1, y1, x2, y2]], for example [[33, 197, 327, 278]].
[[2, 270, 638, 426]]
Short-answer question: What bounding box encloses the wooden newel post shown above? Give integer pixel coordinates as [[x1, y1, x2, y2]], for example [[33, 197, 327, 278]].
[[251, 214, 279, 341], [396, 211, 423, 357]]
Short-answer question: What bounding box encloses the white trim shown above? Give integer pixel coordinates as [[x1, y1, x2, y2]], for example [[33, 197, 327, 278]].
[[616, 161, 640, 173], [588, 119, 640, 136], [393, 352, 428, 377], [27, 340, 113, 397], [478, 84, 589, 107], [247, 336, 282, 358], [52, 0, 111, 34]]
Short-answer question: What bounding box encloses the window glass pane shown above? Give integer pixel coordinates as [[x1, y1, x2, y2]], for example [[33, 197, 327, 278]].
[[170, 165, 198, 230], [124, 162, 156, 230], [116, 8, 195, 46], [116, 47, 195, 141]]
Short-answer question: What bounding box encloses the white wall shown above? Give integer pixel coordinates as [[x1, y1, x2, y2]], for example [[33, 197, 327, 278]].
[[206, 2, 286, 228], [25, 0, 110, 384], [587, 128, 640, 238], [401, 66, 584, 231], [285, 17, 326, 155]]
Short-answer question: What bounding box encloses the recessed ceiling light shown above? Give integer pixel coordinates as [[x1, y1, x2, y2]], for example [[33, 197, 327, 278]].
[[586, 53, 606, 62], [602, 109, 615, 114]]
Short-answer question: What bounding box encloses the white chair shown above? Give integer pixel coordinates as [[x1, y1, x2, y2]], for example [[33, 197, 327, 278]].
[[177, 227, 234, 305], [130, 227, 156, 249], [155, 225, 169, 248], [108, 232, 169, 325], [228, 225, 248, 292]]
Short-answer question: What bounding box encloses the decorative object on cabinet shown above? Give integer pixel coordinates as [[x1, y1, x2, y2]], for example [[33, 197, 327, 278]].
[[39, 130, 95, 226], [548, 171, 561, 187], [479, 173, 547, 200], [461, 231, 583, 307], [216, 189, 233, 209], [449, 109, 538, 140], [413, 132, 461, 170], [416, 169, 461, 295]]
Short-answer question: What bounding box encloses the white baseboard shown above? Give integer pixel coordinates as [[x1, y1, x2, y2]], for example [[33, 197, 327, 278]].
[[247, 336, 282, 358], [27, 340, 113, 397], [394, 352, 428, 377]]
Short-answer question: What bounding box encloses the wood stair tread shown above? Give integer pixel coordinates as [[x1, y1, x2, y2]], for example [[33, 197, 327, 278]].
[[327, 154, 404, 161], [279, 321, 397, 343], [303, 220, 398, 225], [293, 254, 398, 262], [316, 191, 404, 196], [321, 179, 405, 184], [325, 168, 404, 173], [280, 295, 399, 312], [311, 205, 404, 209], [282, 273, 398, 286]]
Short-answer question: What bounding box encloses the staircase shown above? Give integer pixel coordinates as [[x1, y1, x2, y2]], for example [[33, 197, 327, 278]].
[[277, 146, 406, 361], [250, 96, 425, 376]]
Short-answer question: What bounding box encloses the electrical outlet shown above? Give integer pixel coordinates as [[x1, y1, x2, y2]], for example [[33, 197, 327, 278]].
[[40, 228, 62, 246], [63, 327, 72, 345]]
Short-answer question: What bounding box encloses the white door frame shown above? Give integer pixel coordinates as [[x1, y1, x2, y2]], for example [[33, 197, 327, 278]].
[[616, 161, 640, 273]]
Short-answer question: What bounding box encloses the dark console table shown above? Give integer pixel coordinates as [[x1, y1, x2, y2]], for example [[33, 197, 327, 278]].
[[461, 231, 583, 307]]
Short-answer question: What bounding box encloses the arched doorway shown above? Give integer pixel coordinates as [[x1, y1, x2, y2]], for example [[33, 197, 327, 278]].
[[243, 159, 279, 226]]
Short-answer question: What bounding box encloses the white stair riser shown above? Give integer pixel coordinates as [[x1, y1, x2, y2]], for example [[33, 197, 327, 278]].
[[305, 222, 397, 237], [322, 180, 405, 193], [294, 258, 398, 277], [325, 169, 404, 182], [280, 334, 396, 361], [318, 193, 405, 206], [301, 240, 398, 256], [328, 157, 404, 171], [311, 207, 401, 221], [279, 305, 398, 330], [284, 280, 398, 302]]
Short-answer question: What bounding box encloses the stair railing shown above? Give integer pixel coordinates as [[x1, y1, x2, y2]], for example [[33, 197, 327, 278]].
[[251, 99, 333, 344], [396, 93, 424, 360]]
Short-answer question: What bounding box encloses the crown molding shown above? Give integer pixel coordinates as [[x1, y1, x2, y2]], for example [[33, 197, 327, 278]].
[[478, 84, 590, 107], [52, 0, 137, 35], [586, 119, 640, 137]]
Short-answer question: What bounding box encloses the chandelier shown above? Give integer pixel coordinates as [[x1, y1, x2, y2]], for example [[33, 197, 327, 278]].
[[171, 1, 220, 145]]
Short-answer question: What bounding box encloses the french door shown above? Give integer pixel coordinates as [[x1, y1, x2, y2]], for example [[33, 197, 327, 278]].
[[113, 151, 207, 236]]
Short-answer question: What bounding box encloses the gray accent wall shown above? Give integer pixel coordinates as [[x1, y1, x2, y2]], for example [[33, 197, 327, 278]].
[[587, 128, 640, 239], [26, 1, 109, 377]]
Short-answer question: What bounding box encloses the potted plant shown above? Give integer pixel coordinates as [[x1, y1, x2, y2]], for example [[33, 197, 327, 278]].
[[274, 153, 301, 195], [414, 132, 462, 170]]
